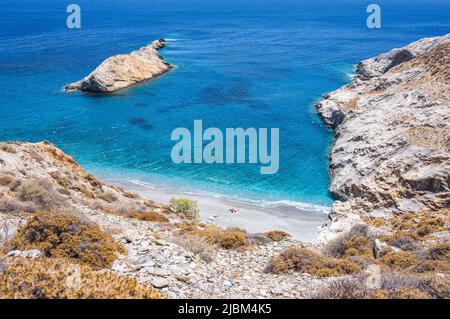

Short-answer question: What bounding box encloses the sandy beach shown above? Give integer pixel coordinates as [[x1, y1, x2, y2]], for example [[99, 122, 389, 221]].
[[105, 178, 329, 243]]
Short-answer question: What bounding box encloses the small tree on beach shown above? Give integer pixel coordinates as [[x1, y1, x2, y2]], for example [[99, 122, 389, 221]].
[[169, 198, 199, 220]]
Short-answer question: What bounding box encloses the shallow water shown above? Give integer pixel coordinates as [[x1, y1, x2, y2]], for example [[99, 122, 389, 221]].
[[0, 0, 449, 209]]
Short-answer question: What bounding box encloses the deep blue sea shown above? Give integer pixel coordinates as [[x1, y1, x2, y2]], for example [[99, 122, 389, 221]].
[[0, 0, 449, 209]]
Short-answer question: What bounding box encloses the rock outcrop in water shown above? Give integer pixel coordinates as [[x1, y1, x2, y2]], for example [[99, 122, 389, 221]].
[[316, 34, 450, 239], [65, 39, 172, 93]]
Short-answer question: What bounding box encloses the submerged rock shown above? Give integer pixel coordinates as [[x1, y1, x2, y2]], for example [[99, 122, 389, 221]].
[[65, 39, 172, 93]]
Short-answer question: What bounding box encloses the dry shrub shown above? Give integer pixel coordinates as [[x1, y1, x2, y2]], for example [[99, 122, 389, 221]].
[[98, 191, 118, 203], [173, 224, 249, 250], [417, 275, 450, 299], [16, 178, 67, 211], [318, 259, 363, 277], [128, 210, 169, 223], [3, 211, 125, 269], [123, 191, 139, 199], [49, 171, 71, 188], [379, 272, 449, 299], [0, 175, 12, 187], [322, 224, 372, 259], [264, 230, 291, 242], [372, 288, 429, 299], [426, 243, 450, 261], [415, 217, 444, 237], [380, 252, 418, 270], [413, 260, 450, 273], [83, 173, 102, 189], [388, 288, 429, 299], [265, 247, 362, 277], [0, 197, 37, 214], [0, 144, 17, 154], [0, 257, 164, 299], [170, 236, 215, 262], [388, 236, 421, 252], [100, 203, 169, 223], [246, 233, 273, 245], [312, 271, 447, 299], [202, 226, 248, 249], [311, 276, 369, 299]]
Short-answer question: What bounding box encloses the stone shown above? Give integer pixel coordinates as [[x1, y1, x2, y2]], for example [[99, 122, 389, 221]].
[[6, 249, 41, 259], [364, 264, 381, 289], [151, 278, 169, 289], [270, 288, 283, 295]]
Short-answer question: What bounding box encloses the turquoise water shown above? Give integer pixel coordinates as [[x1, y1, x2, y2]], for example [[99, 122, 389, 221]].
[[0, 0, 449, 208]]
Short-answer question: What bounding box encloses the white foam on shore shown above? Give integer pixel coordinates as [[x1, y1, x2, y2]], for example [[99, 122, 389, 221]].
[[128, 178, 330, 215], [107, 177, 329, 243]]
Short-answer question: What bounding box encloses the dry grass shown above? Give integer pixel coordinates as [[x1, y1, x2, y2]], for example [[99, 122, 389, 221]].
[[311, 276, 369, 299], [201, 226, 248, 250], [415, 217, 445, 237], [322, 224, 373, 259], [170, 235, 215, 262], [0, 175, 12, 187], [265, 247, 362, 277], [380, 252, 418, 271], [0, 257, 164, 299], [388, 212, 448, 240], [16, 178, 67, 211], [0, 144, 17, 154], [0, 197, 37, 214], [388, 236, 421, 252], [173, 224, 249, 250], [426, 243, 450, 260], [97, 191, 118, 203], [3, 211, 125, 269], [413, 260, 450, 273], [128, 210, 169, 223], [264, 230, 291, 242], [311, 272, 447, 299]]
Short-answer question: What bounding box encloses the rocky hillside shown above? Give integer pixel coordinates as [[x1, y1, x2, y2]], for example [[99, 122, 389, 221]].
[[317, 34, 449, 239], [0, 141, 322, 298]]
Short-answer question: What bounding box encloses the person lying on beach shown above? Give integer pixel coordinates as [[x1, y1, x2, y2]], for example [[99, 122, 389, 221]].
[[228, 208, 239, 214]]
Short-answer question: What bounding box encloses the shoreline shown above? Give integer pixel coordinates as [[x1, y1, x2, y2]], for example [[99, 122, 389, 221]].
[[105, 177, 329, 243]]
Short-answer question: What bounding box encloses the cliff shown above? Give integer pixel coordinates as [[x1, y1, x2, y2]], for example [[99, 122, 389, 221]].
[[65, 39, 173, 93], [316, 34, 450, 239]]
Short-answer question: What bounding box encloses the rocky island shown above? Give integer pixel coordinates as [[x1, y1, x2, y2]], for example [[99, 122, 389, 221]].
[[65, 39, 173, 93]]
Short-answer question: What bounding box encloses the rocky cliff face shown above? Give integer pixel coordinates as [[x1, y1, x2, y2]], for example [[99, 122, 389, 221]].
[[317, 34, 450, 239], [65, 39, 172, 93]]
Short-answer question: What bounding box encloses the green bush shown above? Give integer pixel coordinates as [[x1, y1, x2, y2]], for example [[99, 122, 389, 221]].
[[169, 198, 199, 220]]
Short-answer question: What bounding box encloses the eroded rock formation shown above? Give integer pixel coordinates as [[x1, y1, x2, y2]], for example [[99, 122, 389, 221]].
[[317, 34, 450, 239]]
